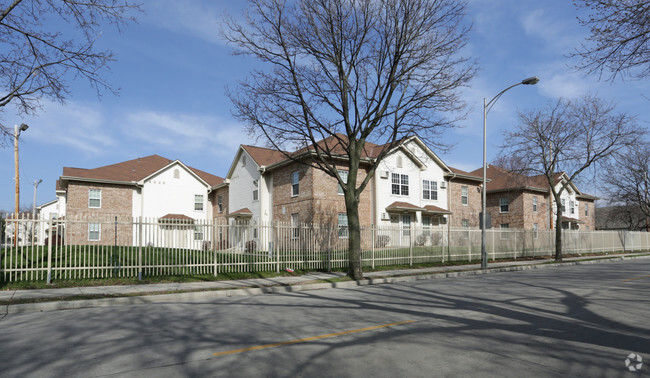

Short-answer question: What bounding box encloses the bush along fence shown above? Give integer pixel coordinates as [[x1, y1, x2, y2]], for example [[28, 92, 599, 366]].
[[2, 213, 650, 283]]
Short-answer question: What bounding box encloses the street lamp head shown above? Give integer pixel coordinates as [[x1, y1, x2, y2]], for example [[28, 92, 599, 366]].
[[521, 76, 540, 85], [19, 123, 29, 132]]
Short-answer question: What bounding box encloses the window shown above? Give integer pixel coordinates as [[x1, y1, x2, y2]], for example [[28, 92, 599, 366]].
[[422, 216, 431, 236], [561, 199, 566, 212], [500, 197, 509, 213], [253, 180, 259, 201], [569, 200, 575, 214], [462, 219, 469, 229], [194, 195, 204, 211], [533, 196, 538, 212], [173, 169, 180, 179], [533, 223, 539, 239], [88, 223, 100, 241], [461, 186, 468, 206], [242, 155, 247, 167], [338, 213, 348, 238], [396, 156, 403, 168], [218, 195, 223, 213], [423, 180, 438, 200], [585, 203, 589, 216], [391, 173, 409, 196], [291, 171, 299, 196], [291, 213, 300, 239], [500, 223, 510, 240], [402, 214, 411, 237], [88, 189, 101, 208], [338, 170, 348, 195], [194, 226, 204, 241]]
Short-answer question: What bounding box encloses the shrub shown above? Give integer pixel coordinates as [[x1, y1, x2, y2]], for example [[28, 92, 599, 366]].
[[245, 240, 257, 253], [375, 235, 390, 248]]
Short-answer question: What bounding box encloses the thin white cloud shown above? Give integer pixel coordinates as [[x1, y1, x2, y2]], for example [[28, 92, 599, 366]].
[[144, 1, 232, 45], [123, 110, 249, 158], [21, 100, 115, 155], [519, 7, 585, 53]]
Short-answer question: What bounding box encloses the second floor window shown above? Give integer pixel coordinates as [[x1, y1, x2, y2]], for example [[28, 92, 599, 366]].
[[195, 195, 204, 211], [338, 170, 348, 195], [561, 198, 566, 212], [291, 171, 299, 196], [253, 180, 259, 201], [217, 195, 223, 213], [461, 186, 468, 205], [533, 196, 538, 212], [570, 200, 575, 214], [423, 180, 437, 200], [391, 173, 409, 196], [585, 203, 589, 216], [88, 189, 101, 208], [500, 197, 509, 213]]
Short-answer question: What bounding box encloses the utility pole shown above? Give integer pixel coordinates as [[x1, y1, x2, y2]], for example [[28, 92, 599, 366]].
[[14, 123, 29, 246]]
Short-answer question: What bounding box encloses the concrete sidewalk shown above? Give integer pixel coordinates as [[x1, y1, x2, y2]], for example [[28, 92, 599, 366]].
[[2, 252, 649, 314]]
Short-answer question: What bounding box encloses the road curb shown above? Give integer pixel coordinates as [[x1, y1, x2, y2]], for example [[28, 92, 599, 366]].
[[3, 254, 649, 315]]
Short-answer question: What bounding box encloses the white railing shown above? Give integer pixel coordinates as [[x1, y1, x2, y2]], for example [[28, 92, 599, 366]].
[[2, 214, 649, 282]]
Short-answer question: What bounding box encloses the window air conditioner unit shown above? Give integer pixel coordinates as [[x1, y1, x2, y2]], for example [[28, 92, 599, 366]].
[[381, 212, 390, 220], [379, 170, 389, 179], [440, 181, 447, 189]]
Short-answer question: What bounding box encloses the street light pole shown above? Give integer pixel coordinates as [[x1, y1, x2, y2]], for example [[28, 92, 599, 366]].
[[14, 123, 29, 246], [481, 77, 539, 269]]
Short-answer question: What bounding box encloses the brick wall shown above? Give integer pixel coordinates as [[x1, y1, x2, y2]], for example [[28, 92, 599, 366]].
[[65, 181, 133, 245], [579, 199, 596, 230], [487, 191, 524, 229], [271, 162, 373, 227], [211, 186, 229, 221], [448, 179, 482, 228], [521, 192, 551, 230]]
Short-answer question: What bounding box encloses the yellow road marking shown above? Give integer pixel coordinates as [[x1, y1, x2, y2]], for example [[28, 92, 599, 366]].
[[623, 274, 650, 282], [213, 320, 415, 356]]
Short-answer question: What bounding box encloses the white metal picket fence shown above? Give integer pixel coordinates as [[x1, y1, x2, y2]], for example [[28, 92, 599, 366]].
[[2, 213, 649, 282]]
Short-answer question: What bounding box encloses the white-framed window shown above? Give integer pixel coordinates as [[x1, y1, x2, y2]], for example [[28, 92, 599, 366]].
[[500, 197, 509, 213], [218, 195, 223, 213], [461, 186, 468, 206], [396, 156, 403, 168], [194, 195, 204, 211], [533, 223, 539, 239], [88, 223, 100, 241], [402, 214, 411, 237], [561, 198, 566, 212], [569, 200, 575, 214], [585, 203, 589, 216], [533, 196, 538, 212], [422, 216, 431, 236], [338, 170, 348, 195], [462, 219, 469, 229], [423, 180, 437, 200], [242, 155, 247, 167], [500, 223, 510, 240], [194, 226, 204, 241], [338, 213, 348, 238], [291, 213, 300, 239], [391, 173, 409, 196], [291, 171, 299, 197], [173, 169, 180, 179], [88, 189, 101, 208], [253, 180, 259, 201]]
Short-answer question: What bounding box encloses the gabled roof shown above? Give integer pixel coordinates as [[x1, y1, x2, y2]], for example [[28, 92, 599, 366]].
[[159, 213, 195, 223], [228, 208, 253, 218], [469, 166, 562, 193], [242, 145, 287, 167], [60, 155, 223, 187]]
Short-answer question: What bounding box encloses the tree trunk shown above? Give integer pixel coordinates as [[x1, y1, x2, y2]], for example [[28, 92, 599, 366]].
[[555, 206, 563, 261], [345, 192, 363, 280]]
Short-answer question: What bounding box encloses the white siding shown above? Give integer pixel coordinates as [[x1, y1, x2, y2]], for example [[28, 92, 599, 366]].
[[228, 150, 262, 221]]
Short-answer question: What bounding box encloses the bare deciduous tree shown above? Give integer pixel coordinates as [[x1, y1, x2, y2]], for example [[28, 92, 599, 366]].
[[499, 95, 642, 261], [572, 0, 650, 80], [603, 143, 650, 230], [224, 0, 475, 279], [0, 0, 141, 143]]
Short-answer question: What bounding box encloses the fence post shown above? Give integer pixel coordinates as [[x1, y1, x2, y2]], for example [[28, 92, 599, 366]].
[[409, 225, 413, 266], [371, 225, 375, 270], [138, 216, 143, 280], [46, 213, 54, 285], [514, 230, 517, 260], [275, 221, 280, 274]]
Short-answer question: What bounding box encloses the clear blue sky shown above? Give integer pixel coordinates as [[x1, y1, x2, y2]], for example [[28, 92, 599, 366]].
[[2, 0, 648, 212]]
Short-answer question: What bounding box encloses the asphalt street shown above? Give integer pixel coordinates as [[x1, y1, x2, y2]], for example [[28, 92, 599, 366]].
[[1, 259, 648, 377]]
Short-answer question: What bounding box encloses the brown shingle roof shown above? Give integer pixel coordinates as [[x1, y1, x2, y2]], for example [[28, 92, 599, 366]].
[[228, 208, 253, 217], [241, 145, 287, 167], [61, 155, 223, 187], [159, 213, 194, 222], [423, 205, 452, 214], [468, 165, 552, 192]]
